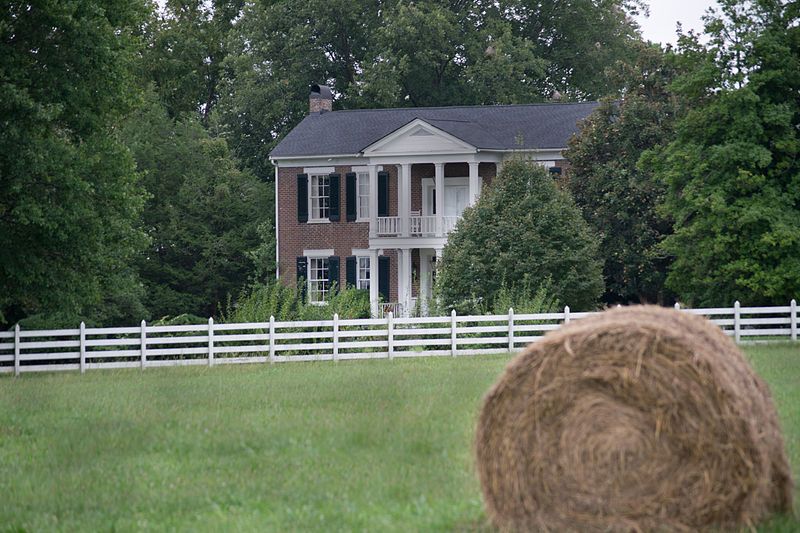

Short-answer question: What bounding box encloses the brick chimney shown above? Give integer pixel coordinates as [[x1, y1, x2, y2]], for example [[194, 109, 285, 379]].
[[310, 84, 332, 113]]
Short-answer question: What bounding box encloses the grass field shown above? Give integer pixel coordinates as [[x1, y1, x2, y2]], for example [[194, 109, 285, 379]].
[[1, 344, 798, 531]]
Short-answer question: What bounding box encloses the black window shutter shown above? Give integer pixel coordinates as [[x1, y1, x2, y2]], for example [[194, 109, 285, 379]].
[[328, 256, 340, 292], [378, 171, 389, 217], [328, 173, 340, 221], [297, 174, 308, 223], [345, 256, 357, 288], [378, 255, 390, 302], [345, 172, 357, 222], [296, 256, 308, 301]]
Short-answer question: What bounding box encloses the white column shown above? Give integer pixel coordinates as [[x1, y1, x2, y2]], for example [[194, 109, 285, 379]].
[[419, 250, 430, 315], [369, 164, 378, 238], [397, 249, 407, 315], [468, 161, 480, 206], [369, 249, 379, 316], [400, 248, 412, 316], [434, 162, 445, 236], [435, 247, 443, 260], [401, 163, 412, 237]]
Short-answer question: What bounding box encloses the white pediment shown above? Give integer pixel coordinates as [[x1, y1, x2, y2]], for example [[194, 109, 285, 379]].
[[363, 119, 477, 156]]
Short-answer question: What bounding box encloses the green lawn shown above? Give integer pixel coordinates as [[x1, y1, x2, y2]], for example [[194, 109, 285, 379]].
[[1, 344, 798, 532]]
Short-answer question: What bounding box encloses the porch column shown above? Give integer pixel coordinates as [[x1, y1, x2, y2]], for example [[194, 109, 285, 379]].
[[369, 164, 378, 238], [369, 249, 380, 316], [419, 250, 430, 315], [396, 249, 407, 316], [468, 162, 480, 206], [400, 163, 412, 237], [434, 162, 445, 237]]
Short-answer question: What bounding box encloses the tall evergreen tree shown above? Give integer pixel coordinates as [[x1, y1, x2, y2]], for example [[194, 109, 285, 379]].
[[566, 43, 680, 304]]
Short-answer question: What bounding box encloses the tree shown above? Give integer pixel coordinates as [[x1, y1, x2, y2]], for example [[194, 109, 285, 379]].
[[645, 0, 800, 306], [566, 43, 679, 304], [217, 0, 647, 180], [0, 0, 150, 326], [121, 93, 273, 319], [142, 0, 244, 122], [436, 160, 604, 313]]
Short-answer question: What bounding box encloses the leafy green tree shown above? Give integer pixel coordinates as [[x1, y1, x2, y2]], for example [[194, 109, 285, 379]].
[[0, 0, 150, 326], [645, 0, 800, 306], [566, 44, 679, 304], [217, 0, 646, 179], [122, 93, 273, 319], [436, 160, 604, 313], [142, 0, 243, 122]]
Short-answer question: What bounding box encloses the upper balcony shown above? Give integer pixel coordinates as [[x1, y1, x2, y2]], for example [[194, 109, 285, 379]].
[[375, 215, 460, 238]]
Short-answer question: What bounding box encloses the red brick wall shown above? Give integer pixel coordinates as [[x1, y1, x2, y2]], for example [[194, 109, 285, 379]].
[[277, 166, 369, 287]]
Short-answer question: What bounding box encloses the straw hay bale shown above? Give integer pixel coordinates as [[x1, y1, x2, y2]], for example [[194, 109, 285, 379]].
[[475, 306, 793, 532]]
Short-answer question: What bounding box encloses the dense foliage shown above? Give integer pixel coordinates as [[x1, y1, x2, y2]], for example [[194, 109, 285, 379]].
[[121, 92, 273, 319], [436, 161, 604, 313], [1, 0, 150, 326], [645, 0, 800, 306], [566, 44, 679, 305]]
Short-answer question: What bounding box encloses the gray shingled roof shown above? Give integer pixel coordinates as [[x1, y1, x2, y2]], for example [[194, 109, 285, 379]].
[[270, 102, 600, 158]]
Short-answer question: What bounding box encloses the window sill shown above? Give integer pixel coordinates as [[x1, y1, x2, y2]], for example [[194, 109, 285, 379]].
[[307, 219, 331, 224]]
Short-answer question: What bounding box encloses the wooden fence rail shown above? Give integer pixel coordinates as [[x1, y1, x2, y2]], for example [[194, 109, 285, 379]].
[[1, 301, 796, 376]]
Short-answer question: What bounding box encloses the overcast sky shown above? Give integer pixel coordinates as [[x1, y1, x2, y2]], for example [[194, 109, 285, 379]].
[[634, 0, 719, 45]]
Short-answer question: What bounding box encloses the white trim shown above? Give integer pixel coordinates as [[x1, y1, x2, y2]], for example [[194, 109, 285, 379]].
[[355, 169, 370, 222], [351, 248, 370, 256], [274, 165, 279, 280], [363, 119, 477, 155], [304, 249, 334, 257], [303, 166, 335, 174]]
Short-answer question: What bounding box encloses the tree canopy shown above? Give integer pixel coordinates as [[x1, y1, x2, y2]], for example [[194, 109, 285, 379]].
[[566, 43, 679, 305], [436, 161, 605, 312], [645, 0, 800, 306]]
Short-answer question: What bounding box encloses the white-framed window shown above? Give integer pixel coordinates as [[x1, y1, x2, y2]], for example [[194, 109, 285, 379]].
[[309, 173, 330, 221], [308, 257, 330, 304], [357, 172, 370, 220], [357, 256, 370, 290]]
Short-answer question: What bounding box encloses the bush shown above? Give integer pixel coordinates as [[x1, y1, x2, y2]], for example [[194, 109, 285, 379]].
[[436, 160, 604, 313], [221, 281, 371, 322]]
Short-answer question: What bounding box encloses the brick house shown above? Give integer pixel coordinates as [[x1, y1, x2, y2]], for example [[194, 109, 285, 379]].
[[270, 84, 598, 316]]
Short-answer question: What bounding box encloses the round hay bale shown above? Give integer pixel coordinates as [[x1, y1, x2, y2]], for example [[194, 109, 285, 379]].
[[475, 305, 793, 532]]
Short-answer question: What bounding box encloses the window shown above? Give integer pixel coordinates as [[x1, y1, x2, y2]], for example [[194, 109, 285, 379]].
[[357, 256, 370, 290], [309, 173, 330, 220], [308, 257, 329, 303], [357, 172, 369, 220]]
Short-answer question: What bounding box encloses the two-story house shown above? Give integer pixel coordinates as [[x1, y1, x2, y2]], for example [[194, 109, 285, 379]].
[[270, 84, 598, 316]]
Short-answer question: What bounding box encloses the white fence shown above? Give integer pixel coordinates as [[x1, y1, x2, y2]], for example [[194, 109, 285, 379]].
[[0, 301, 797, 376]]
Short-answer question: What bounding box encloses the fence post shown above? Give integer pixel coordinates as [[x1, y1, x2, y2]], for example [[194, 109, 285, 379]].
[[269, 315, 275, 364], [14, 324, 20, 377], [734, 301, 741, 344], [674, 302, 680, 311], [564, 305, 570, 325], [333, 313, 339, 362], [508, 308, 515, 352], [383, 311, 393, 359], [208, 317, 214, 367], [140, 320, 147, 370], [451, 309, 457, 357], [791, 299, 797, 342], [79, 322, 86, 374]]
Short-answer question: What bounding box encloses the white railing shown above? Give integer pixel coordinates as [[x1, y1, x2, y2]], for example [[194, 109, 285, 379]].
[[376, 217, 402, 236], [0, 301, 795, 375], [410, 215, 438, 236], [378, 215, 461, 237], [443, 216, 460, 234], [378, 302, 403, 318]]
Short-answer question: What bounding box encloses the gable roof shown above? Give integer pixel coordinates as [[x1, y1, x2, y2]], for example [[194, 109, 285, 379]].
[[269, 101, 599, 158]]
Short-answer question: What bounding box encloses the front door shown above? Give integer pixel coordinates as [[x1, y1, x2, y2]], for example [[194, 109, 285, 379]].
[[444, 185, 469, 217]]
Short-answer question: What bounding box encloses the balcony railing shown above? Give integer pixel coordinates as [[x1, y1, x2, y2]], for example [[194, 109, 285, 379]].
[[375, 215, 461, 238]]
